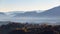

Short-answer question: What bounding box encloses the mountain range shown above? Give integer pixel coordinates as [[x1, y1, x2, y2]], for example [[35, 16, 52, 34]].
[[0, 6, 60, 24], [0, 6, 60, 17], [39, 6, 60, 17]]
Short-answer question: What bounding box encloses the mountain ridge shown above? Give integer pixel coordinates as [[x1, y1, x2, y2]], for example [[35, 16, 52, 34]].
[[0, 6, 60, 17]]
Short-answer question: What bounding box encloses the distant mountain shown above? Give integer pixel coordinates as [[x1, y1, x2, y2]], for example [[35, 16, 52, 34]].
[[39, 6, 60, 17], [10, 11, 39, 17], [11, 6, 60, 17], [0, 12, 6, 16], [0, 12, 5, 15], [0, 6, 60, 23], [0, 6, 60, 17], [15, 11, 38, 17]]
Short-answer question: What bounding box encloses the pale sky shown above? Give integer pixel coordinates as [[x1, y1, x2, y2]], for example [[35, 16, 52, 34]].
[[0, 0, 60, 12]]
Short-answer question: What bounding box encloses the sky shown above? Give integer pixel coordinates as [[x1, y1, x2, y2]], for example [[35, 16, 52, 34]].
[[0, 0, 60, 12]]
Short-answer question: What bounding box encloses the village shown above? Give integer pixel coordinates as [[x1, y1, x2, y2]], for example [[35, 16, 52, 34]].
[[0, 22, 60, 34]]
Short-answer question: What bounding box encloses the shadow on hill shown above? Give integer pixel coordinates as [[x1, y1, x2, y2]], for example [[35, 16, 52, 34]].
[[41, 30, 57, 34], [8, 29, 58, 34], [0, 22, 60, 34], [8, 30, 26, 34]]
